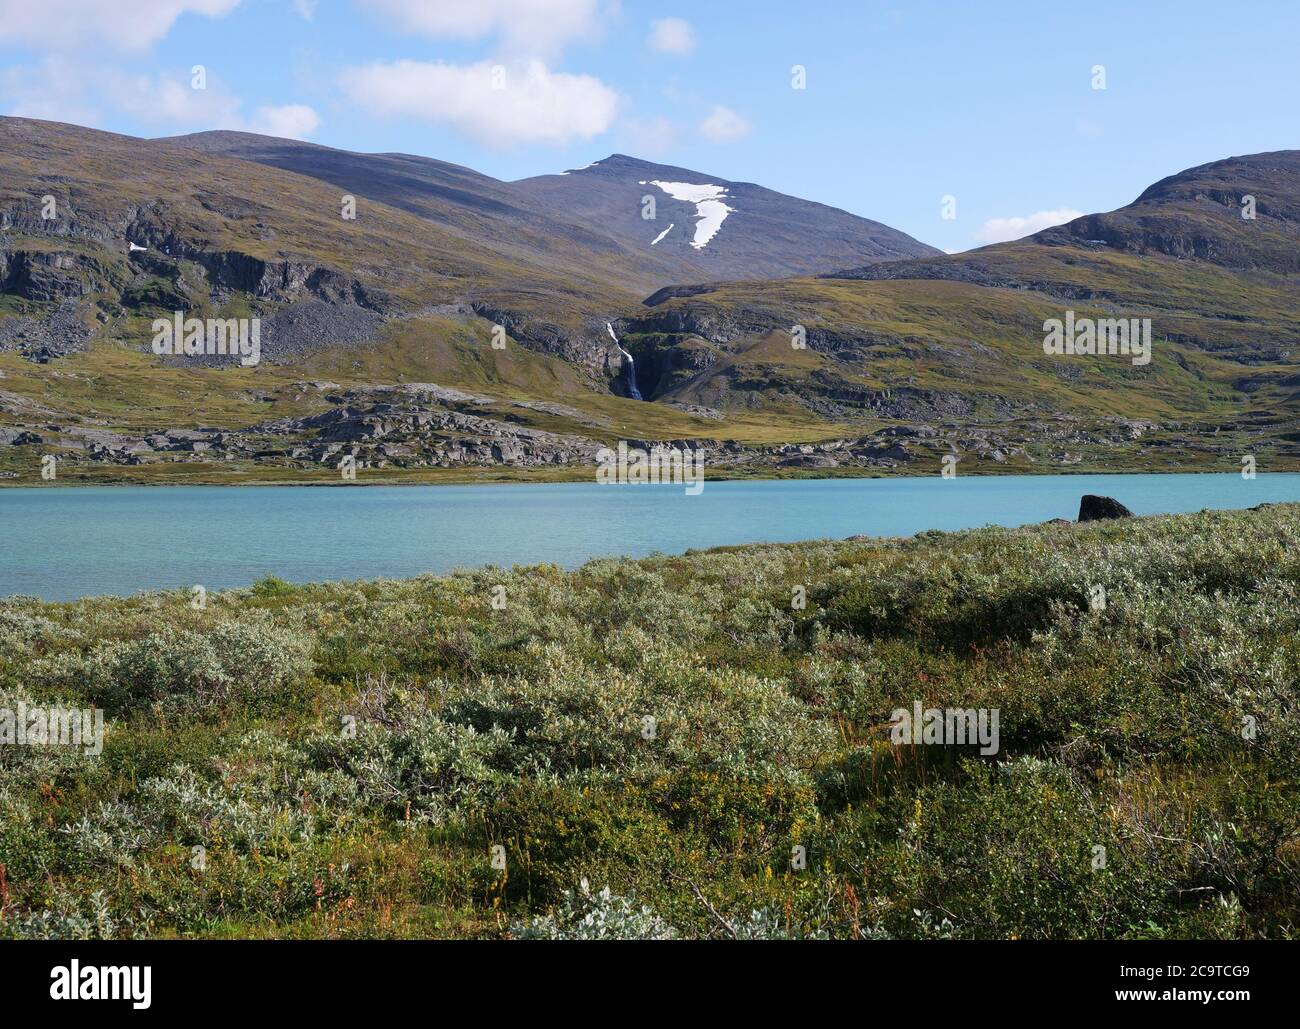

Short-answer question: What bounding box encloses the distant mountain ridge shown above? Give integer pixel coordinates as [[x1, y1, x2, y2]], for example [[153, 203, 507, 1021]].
[[608, 147, 1299, 467], [163, 131, 941, 289], [510, 153, 941, 280], [831, 150, 1300, 284], [1, 116, 1298, 485]]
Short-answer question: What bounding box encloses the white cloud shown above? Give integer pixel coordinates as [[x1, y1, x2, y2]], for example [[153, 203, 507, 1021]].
[[0, 0, 241, 52], [248, 103, 320, 139], [1, 57, 319, 139], [648, 17, 695, 56], [359, 0, 606, 57], [698, 104, 749, 144], [2, 58, 235, 125], [0, 5, 319, 140], [292, 0, 317, 19], [114, 72, 243, 125], [339, 58, 618, 148], [0, 57, 104, 125], [974, 207, 1084, 244]]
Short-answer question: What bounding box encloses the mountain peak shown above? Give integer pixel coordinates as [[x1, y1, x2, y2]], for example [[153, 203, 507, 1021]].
[[552, 154, 692, 178], [513, 151, 939, 274], [152, 122, 940, 280]]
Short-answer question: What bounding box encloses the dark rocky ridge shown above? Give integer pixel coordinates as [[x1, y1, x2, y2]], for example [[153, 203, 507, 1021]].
[[165, 135, 941, 291], [511, 154, 941, 283], [831, 150, 1300, 284]]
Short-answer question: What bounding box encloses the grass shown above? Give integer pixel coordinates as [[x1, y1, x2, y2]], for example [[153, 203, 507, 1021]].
[[635, 269, 1299, 428], [4, 118, 1298, 484], [1, 505, 1296, 939], [5, 320, 1297, 489], [0, 118, 638, 327], [4, 121, 1297, 476]]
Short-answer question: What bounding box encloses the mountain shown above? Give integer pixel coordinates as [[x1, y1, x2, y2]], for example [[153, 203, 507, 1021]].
[[510, 154, 941, 280], [1, 117, 1298, 484], [1042, 151, 1300, 271], [158, 130, 679, 296], [611, 151, 1300, 468], [1, 118, 932, 377], [163, 133, 940, 290], [819, 151, 1300, 371], [0, 117, 639, 362], [831, 151, 1300, 293]]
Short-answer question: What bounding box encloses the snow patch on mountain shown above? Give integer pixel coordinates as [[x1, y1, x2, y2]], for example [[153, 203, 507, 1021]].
[[650, 223, 674, 246], [559, 159, 602, 176], [641, 180, 734, 249]]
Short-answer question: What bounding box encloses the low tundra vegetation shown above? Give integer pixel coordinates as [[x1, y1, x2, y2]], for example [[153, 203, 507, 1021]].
[[1, 504, 1297, 939]]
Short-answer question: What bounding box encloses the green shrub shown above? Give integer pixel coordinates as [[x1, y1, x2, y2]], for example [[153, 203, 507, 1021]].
[[3, 504, 1297, 938]]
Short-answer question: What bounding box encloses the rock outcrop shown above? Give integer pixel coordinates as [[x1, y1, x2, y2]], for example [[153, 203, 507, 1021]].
[[1078, 495, 1134, 521]]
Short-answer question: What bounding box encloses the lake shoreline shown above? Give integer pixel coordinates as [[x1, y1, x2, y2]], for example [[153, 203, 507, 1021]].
[[5, 474, 1299, 602], [3, 460, 1296, 489]]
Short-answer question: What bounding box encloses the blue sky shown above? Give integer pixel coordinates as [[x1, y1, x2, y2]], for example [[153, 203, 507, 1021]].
[[1, 0, 1296, 252]]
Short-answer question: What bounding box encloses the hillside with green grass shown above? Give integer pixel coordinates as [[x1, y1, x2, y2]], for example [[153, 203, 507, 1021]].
[[3, 119, 1299, 484], [1, 505, 1296, 939], [618, 153, 1300, 471], [0, 118, 639, 338]]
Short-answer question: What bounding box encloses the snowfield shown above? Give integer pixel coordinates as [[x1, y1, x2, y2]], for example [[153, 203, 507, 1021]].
[[643, 180, 735, 249]]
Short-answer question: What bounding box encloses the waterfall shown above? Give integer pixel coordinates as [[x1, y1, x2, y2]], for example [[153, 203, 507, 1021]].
[[620, 348, 643, 400], [606, 322, 643, 400]]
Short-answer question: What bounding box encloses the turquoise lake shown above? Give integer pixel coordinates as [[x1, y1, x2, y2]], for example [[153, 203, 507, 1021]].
[[2, 473, 1298, 601]]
